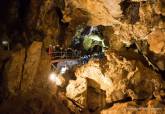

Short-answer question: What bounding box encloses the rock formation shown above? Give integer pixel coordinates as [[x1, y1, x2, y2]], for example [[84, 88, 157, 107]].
[[0, 0, 165, 114], [0, 41, 70, 114], [65, 50, 165, 113], [21, 41, 42, 92], [4, 48, 25, 95]]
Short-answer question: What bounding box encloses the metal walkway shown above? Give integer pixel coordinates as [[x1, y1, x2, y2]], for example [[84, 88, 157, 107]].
[[49, 51, 81, 60]]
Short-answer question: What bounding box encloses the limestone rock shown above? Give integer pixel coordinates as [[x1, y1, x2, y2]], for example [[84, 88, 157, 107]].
[[63, 0, 122, 26], [154, 0, 165, 16], [4, 49, 25, 95], [0, 44, 71, 114], [0, 49, 11, 70], [75, 50, 165, 103], [147, 29, 165, 55], [21, 41, 42, 92], [87, 87, 106, 111], [105, 51, 165, 102], [100, 100, 165, 114], [100, 101, 139, 114], [66, 77, 87, 111], [131, 0, 147, 2], [104, 0, 164, 49], [37, 0, 60, 47], [26, 0, 61, 47], [147, 99, 165, 108]]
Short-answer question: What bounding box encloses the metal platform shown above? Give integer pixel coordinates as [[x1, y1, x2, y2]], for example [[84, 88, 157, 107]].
[[49, 51, 81, 60]]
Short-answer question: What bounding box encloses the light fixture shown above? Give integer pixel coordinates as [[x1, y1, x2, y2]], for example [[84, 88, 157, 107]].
[[2, 40, 9, 45], [49, 72, 62, 86], [1, 40, 10, 50], [60, 66, 69, 74]]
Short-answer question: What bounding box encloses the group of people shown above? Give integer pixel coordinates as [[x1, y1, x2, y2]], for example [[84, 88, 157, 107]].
[[48, 45, 81, 59], [48, 25, 107, 71]]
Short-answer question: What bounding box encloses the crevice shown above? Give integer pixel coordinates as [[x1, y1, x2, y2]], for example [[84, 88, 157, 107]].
[[104, 97, 132, 109], [18, 48, 28, 92], [160, 14, 165, 22], [55, 7, 69, 46], [120, 0, 140, 24], [0, 57, 10, 103], [67, 97, 85, 110]]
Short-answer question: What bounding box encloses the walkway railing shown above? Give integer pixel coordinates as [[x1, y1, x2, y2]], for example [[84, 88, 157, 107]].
[[49, 51, 81, 59]]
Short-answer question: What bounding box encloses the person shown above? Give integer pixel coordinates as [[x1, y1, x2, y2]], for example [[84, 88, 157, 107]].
[[54, 45, 61, 59], [66, 48, 73, 58], [48, 45, 53, 55]]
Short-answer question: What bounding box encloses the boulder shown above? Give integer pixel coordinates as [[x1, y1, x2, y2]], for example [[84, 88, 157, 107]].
[[63, 0, 122, 26], [66, 77, 87, 111], [75, 60, 113, 91], [147, 29, 165, 55], [75, 50, 165, 103], [4, 49, 25, 95], [21, 41, 42, 92], [87, 87, 106, 112], [147, 29, 165, 70]]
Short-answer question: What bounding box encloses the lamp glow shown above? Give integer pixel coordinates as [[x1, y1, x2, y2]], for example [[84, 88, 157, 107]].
[[2, 40, 9, 45], [60, 66, 68, 74], [49, 72, 62, 86]]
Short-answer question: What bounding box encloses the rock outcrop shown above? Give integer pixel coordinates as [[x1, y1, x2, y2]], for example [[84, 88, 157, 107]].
[[4, 48, 25, 95], [4, 41, 43, 94], [1, 41, 70, 114], [63, 0, 122, 26], [101, 100, 165, 114], [74, 50, 165, 105], [87, 87, 106, 111], [21, 41, 42, 92], [66, 77, 87, 112], [147, 29, 165, 55]]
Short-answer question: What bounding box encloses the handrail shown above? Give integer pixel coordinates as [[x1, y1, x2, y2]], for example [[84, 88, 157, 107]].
[[49, 51, 81, 60]]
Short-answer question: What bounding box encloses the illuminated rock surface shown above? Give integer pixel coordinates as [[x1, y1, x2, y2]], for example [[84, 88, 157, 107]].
[[0, 42, 70, 114], [4, 48, 25, 95], [147, 29, 165, 55], [66, 77, 87, 112], [63, 0, 122, 26], [101, 100, 165, 114], [75, 51, 165, 103], [21, 41, 42, 92], [0, 0, 165, 114]]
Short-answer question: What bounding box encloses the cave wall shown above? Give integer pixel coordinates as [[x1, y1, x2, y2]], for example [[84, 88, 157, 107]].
[[0, 0, 165, 114], [1, 0, 164, 49]]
